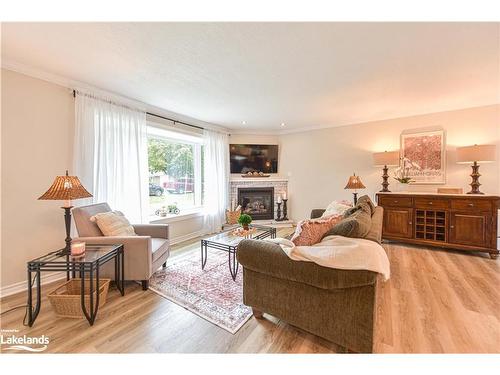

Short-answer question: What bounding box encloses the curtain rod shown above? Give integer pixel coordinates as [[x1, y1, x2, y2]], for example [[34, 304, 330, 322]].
[[72, 89, 205, 132], [146, 112, 204, 131]]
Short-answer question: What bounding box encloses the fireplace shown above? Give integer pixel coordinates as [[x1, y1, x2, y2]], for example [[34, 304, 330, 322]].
[[238, 187, 274, 220]]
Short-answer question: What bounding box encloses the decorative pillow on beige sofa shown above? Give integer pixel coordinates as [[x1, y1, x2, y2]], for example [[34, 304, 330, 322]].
[[90, 211, 137, 237], [320, 200, 353, 218], [356, 195, 376, 215], [321, 197, 374, 240], [291, 215, 343, 246], [322, 209, 371, 239]]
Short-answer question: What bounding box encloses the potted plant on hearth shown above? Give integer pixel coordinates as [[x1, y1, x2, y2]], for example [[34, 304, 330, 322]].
[[238, 214, 253, 231]]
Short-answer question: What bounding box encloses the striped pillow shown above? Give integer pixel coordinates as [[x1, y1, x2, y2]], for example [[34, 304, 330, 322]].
[[90, 211, 136, 237]]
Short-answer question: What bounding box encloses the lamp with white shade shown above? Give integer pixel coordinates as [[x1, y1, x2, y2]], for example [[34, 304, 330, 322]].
[[373, 151, 400, 192], [456, 144, 496, 194]]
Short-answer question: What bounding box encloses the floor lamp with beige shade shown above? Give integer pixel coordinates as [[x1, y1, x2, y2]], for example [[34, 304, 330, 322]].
[[38, 171, 93, 254], [373, 151, 400, 192], [456, 144, 496, 194]]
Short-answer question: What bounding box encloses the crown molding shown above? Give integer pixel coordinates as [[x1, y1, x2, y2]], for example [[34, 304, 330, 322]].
[[4, 59, 498, 137], [1, 59, 229, 134], [230, 102, 500, 136], [228, 129, 281, 136]]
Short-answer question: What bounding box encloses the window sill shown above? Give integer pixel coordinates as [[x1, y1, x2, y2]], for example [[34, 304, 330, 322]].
[[149, 207, 204, 224]]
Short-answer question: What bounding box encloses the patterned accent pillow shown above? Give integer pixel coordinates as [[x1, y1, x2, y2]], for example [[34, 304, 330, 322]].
[[90, 211, 137, 237], [291, 215, 343, 246], [321, 200, 353, 218]]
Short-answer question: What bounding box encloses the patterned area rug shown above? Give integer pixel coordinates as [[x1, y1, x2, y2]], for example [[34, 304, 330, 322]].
[[149, 248, 252, 334]]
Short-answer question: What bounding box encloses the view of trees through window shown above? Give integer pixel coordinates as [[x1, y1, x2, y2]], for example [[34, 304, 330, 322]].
[[148, 135, 203, 217]]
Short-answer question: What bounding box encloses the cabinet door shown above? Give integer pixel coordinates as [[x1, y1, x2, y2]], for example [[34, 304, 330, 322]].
[[383, 208, 413, 239], [449, 212, 490, 248]]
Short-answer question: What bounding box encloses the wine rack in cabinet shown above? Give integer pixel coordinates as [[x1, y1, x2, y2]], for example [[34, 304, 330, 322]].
[[415, 210, 446, 242]]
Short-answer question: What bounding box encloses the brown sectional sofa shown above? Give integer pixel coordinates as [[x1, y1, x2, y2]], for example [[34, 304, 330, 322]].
[[237, 204, 384, 353]]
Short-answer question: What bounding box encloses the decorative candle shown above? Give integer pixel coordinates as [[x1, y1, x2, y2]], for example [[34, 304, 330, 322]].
[[277, 194, 282, 203], [71, 241, 86, 257], [282, 192, 287, 200]]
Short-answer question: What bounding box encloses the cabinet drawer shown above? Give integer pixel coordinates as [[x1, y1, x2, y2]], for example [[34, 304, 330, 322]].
[[451, 199, 491, 211], [378, 196, 413, 207], [414, 198, 449, 209]]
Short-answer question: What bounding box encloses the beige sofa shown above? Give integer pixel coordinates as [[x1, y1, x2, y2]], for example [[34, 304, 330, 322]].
[[73, 203, 170, 290], [237, 204, 384, 353]]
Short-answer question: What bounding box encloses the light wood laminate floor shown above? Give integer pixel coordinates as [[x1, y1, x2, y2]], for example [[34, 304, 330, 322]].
[[1, 228, 499, 353]]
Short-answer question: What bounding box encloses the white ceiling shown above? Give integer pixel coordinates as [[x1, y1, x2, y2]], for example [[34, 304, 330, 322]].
[[2, 22, 499, 132]]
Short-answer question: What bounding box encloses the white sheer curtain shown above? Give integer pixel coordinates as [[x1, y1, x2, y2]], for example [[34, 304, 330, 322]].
[[74, 93, 149, 223], [203, 129, 229, 233]]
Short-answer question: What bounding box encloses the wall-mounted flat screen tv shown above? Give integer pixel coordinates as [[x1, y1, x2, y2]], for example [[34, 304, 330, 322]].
[[230, 144, 279, 174]]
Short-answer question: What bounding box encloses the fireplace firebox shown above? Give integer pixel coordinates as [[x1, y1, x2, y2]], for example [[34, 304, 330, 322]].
[[238, 187, 274, 220]]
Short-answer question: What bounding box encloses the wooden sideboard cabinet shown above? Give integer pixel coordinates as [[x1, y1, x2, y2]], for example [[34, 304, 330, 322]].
[[376, 192, 500, 259]]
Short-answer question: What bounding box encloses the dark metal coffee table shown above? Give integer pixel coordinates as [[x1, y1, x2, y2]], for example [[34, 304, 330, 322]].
[[27, 244, 125, 326], [200, 225, 276, 281]]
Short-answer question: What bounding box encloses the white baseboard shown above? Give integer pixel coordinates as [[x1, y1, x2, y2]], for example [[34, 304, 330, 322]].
[[1, 230, 208, 299], [0, 272, 66, 299]]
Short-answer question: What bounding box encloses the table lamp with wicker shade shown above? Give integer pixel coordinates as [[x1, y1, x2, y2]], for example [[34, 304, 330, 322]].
[[38, 171, 93, 253], [344, 173, 366, 205], [456, 144, 496, 194]]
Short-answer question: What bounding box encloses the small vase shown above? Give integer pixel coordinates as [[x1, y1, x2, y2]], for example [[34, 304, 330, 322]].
[[393, 182, 410, 192]]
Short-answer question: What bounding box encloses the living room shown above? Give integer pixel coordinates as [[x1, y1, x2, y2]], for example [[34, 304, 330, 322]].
[[1, 1, 499, 372]]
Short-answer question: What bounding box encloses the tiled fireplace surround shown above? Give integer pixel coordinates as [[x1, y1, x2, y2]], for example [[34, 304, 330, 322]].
[[229, 177, 289, 222]]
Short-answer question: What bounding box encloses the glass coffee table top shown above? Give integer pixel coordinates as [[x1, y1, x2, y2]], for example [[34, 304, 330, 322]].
[[201, 225, 277, 281], [203, 225, 276, 247]]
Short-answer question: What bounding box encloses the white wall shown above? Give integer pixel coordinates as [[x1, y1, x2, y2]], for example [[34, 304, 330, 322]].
[[0, 69, 206, 292], [280, 104, 500, 220], [229, 134, 280, 145], [1, 69, 74, 290]]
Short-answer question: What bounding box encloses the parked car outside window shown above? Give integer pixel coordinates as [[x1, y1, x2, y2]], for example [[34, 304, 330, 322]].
[[164, 177, 194, 194], [149, 183, 164, 196]]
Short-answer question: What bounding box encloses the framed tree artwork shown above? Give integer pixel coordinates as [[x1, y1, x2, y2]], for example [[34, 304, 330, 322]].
[[400, 129, 446, 184]]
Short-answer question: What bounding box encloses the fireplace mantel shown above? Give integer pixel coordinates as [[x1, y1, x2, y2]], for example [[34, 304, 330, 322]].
[[230, 176, 289, 182]]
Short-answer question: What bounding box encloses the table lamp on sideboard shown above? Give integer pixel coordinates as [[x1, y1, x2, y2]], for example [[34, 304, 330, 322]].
[[456, 144, 496, 194], [38, 170, 93, 254], [372, 151, 400, 192]]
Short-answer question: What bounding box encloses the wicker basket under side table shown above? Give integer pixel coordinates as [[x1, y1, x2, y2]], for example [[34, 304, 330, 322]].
[[48, 278, 111, 318]]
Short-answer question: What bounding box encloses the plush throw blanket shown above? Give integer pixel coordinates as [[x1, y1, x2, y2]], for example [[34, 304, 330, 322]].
[[267, 235, 390, 280]]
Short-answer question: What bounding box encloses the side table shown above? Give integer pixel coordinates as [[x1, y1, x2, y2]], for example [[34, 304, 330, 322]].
[[27, 244, 124, 326]]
